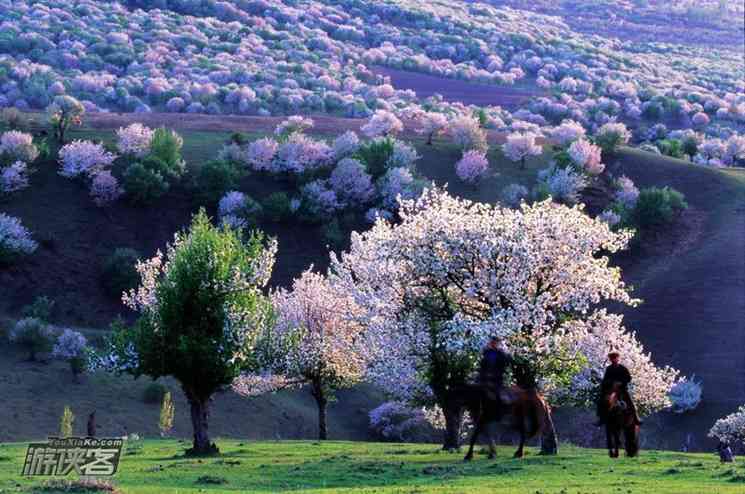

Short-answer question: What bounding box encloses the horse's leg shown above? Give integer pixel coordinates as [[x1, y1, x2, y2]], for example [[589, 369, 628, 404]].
[[463, 413, 482, 462], [486, 422, 497, 459], [606, 425, 614, 458], [613, 427, 621, 458], [514, 420, 525, 459]]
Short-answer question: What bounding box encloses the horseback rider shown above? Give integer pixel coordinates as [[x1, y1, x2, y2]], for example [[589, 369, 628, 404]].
[[479, 335, 513, 402], [596, 350, 642, 426]]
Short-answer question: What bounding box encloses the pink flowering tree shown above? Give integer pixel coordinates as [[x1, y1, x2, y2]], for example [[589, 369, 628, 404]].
[[361, 110, 403, 138], [449, 115, 488, 152], [47, 95, 84, 143], [502, 133, 542, 169], [455, 150, 489, 185], [235, 270, 368, 440], [105, 211, 277, 455], [549, 120, 586, 148], [568, 139, 604, 175], [330, 188, 676, 452], [420, 112, 449, 145], [52, 329, 90, 382], [275, 115, 314, 140], [0, 131, 39, 162]]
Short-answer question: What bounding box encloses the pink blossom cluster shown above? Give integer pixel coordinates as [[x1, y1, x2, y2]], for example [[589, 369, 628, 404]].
[[568, 139, 604, 175], [0, 131, 38, 162], [614, 175, 639, 208], [58, 140, 117, 178], [89, 170, 124, 207], [116, 123, 154, 158], [274, 115, 314, 138], [455, 150, 489, 184]]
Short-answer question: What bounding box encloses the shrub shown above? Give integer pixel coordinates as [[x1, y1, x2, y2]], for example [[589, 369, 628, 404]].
[[195, 159, 244, 204], [455, 150, 489, 184], [143, 382, 168, 404], [21, 296, 55, 322], [0, 213, 37, 264], [123, 161, 169, 204], [631, 187, 688, 229], [90, 171, 124, 207], [60, 406, 75, 438], [669, 377, 703, 414], [159, 391, 175, 437], [149, 127, 184, 177], [9, 318, 54, 361], [261, 192, 292, 223], [101, 248, 141, 298], [537, 166, 587, 205], [355, 137, 395, 178], [656, 139, 685, 159], [595, 122, 631, 154], [368, 401, 429, 442]]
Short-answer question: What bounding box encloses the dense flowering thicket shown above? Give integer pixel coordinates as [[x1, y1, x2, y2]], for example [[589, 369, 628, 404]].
[[368, 401, 429, 442], [116, 123, 154, 158], [58, 141, 116, 178], [455, 150, 489, 184]]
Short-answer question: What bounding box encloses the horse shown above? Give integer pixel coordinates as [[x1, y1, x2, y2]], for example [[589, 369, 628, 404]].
[[453, 383, 549, 461], [604, 382, 640, 458]]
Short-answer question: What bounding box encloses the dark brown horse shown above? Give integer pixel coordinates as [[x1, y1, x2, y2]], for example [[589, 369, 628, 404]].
[[604, 382, 640, 458], [454, 383, 549, 460]]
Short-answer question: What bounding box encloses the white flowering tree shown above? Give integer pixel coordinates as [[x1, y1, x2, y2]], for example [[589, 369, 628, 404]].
[[330, 188, 677, 451], [105, 210, 276, 455], [235, 270, 368, 440], [710, 406, 745, 448], [47, 95, 84, 143], [361, 110, 403, 138]]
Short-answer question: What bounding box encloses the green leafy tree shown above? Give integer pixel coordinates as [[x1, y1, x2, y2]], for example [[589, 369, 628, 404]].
[[106, 211, 276, 455]]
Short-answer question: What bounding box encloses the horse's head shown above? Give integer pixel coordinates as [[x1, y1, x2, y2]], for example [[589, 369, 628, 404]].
[[606, 382, 628, 412]]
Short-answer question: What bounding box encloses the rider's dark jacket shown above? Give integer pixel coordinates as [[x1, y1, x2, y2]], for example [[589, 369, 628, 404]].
[[479, 347, 512, 393], [601, 363, 632, 392]]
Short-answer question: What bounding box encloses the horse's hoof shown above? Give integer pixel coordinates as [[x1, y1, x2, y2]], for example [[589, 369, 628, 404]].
[[488, 453, 496, 460], [463, 455, 473, 462], [513, 453, 523, 459]]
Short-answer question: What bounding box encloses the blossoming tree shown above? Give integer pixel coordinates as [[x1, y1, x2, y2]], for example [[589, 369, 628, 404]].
[[235, 270, 368, 440], [502, 133, 542, 169], [47, 95, 84, 143], [105, 211, 276, 455], [329, 188, 678, 451]]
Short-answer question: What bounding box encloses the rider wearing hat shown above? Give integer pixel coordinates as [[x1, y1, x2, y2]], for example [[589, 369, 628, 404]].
[[479, 335, 513, 402], [595, 349, 642, 426]]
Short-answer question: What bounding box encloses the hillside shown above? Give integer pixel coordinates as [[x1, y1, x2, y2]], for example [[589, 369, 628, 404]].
[[2, 440, 745, 493], [1, 115, 744, 451]]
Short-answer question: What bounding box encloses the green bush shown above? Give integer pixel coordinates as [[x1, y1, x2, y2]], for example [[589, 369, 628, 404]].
[[229, 132, 250, 145], [262, 192, 292, 223], [631, 187, 688, 229], [142, 382, 168, 404], [9, 318, 54, 361], [322, 218, 346, 250], [195, 159, 244, 204], [123, 161, 169, 204], [101, 248, 140, 298], [355, 137, 395, 178], [21, 296, 55, 322], [656, 139, 685, 159], [149, 127, 184, 177]]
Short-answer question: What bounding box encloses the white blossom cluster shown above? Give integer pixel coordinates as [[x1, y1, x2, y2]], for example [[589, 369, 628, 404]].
[[0, 213, 38, 260], [710, 406, 745, 445]]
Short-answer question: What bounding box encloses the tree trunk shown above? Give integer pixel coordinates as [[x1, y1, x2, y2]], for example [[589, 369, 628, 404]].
[[441, 403, 463, 451], [539, 406, 558, 455], [427, 133, 433, 145], [184, 389, 218, 456], [311, 380, 328, 441]]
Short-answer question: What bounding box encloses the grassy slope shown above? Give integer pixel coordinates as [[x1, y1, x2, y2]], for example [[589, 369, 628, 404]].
[[1, 120, 744, 451], [2, 440, 745, 493]]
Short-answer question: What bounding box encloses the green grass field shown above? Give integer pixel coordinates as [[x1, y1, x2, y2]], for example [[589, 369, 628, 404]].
[[1, 440, 743, 493]]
